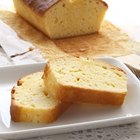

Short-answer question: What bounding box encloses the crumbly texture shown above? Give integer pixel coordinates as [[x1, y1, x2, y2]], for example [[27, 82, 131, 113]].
[[43, 57, 127, 105], [11, 72, 71, 123], [13, 0, 108, 39]]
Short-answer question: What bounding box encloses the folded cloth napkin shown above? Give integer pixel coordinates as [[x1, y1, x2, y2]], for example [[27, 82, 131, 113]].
[[0, 20, 46, 65]]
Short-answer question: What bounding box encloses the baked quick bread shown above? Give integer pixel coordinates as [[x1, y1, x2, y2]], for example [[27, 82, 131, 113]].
[[13, 0, 108, 39], [43, 57, 127, 105], [11, 72, 71, 123]]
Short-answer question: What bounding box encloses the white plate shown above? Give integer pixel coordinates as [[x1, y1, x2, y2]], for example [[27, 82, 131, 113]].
[[0, 57, 140, 139]]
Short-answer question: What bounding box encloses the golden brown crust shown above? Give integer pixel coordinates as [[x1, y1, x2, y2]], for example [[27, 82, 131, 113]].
[[22, 0, 108, 15], [17, 79, 23, 86], [22, 0, 60, 15], [11, 86, 23, 122], [11, 87, 16, 94], [42, 62, 50, 79], [11, 100, 71, 123], [54, 84, 126, 105], [44, 76, 126, 105], [101, 0, 108, 8]]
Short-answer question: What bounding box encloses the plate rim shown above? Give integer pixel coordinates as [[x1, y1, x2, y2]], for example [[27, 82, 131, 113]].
[[0, 57, 140, 138]]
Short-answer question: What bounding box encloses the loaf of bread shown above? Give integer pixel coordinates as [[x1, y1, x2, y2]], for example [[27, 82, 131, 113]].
[[13, 0, 108, 39], [11, 72, 71, 123], [43, 57, 127, 105]]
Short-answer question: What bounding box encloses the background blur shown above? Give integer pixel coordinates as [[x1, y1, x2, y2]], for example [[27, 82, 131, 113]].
[[0, 0, 140, 42]]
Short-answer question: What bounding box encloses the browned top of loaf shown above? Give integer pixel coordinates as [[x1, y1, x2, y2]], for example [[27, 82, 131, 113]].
[[22, 0, 108, 15], [22, 0, 60, 14]]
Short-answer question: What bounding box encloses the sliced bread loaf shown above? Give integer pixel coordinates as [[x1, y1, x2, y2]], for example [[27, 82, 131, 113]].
[[13, 0, 108, 39], [11, 72, 71, 123], [43, 57, 127, 105]]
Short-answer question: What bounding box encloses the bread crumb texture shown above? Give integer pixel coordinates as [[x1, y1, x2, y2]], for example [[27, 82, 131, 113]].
[[13, 72, 59, 108], [49, 58, 127, 92], [11, 72, 71, 123]]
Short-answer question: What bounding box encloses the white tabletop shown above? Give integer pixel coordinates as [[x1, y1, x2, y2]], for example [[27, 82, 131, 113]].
[[0, 0, 140, 139]]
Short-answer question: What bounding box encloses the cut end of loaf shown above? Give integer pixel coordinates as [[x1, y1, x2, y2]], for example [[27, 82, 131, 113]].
[[43, 57, 127, 105], [46, 57, 127, 92]]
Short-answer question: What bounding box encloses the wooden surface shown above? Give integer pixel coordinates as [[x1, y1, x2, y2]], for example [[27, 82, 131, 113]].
[[0, 10, 139, 60]]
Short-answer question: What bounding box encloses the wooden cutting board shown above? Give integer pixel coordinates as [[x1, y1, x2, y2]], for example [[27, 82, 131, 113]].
[[0, 10, 139, 60]]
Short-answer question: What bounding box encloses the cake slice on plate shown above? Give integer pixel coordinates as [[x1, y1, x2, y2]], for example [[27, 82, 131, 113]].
[[43, 57, 127, 105], [11, 72, 71, 123]]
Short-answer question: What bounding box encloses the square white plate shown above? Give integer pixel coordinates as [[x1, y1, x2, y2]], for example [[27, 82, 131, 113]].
[[0, 57, 140, 139]]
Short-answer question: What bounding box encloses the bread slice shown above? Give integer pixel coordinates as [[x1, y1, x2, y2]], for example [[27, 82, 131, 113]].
[[11, 72, 71, 123], [43, 57, 127, 105], [13, 0, 108, 39]]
